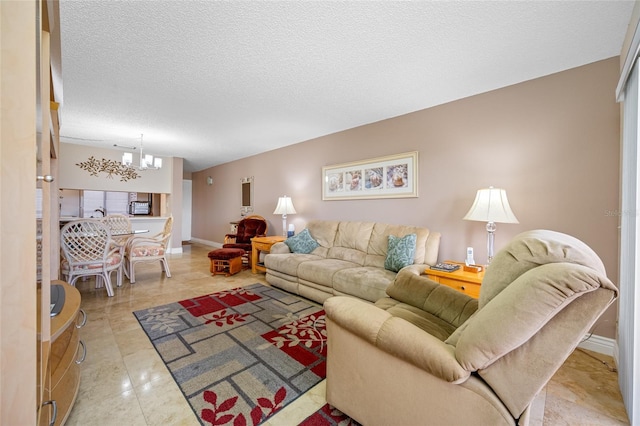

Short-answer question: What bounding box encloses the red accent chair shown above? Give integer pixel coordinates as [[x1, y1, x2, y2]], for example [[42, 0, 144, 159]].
[[223, 215, 267, 267]]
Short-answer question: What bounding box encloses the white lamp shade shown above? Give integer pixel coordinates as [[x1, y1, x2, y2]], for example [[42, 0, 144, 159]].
[[273, 196, 297, 215], [122, 152, 133, 166], [463, 187, 519, 224], [117, 134, 162, 170]]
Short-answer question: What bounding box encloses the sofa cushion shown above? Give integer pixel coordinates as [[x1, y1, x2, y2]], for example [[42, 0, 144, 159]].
[[264, 252, 322, 276], [333, 266, 398, 303], [327, 221, 375, 264], [375, 297, 459, 341], [298, 258, 359, 288], [307, 220, 340, 249], [386, 269, 478, 329], [334, 221, 375, 252], [327, 246, 367, 265], [365, 223, 434, 267], [384, 233, 417, 272], [285, 228, 320, 254]]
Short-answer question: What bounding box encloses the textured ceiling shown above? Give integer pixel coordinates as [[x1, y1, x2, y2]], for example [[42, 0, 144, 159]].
[[58, 1, 634, 172]]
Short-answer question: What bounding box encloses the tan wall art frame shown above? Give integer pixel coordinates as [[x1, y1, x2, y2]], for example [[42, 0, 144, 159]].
[[322, 151, 418, 200]]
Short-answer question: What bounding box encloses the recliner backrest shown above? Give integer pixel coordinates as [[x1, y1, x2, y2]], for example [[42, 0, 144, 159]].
[[478, 229, 607, 309], [445, 230, 617, 420], [236, 216, 267, 244]]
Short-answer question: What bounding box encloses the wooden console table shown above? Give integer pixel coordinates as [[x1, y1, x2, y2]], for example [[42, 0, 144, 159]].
[[251, 236, 286, 274]]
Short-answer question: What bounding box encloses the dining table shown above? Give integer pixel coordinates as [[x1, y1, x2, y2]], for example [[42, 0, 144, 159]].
[[111, 229, 149, 247]]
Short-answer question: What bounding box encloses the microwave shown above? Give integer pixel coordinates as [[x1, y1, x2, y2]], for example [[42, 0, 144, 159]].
[[129, 201, 150, 215]]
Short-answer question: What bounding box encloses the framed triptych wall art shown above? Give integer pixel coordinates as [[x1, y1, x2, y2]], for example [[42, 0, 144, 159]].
[[322, 151, 418, 200]]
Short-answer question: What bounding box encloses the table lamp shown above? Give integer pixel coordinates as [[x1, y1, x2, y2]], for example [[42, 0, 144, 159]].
[[273, 196, 297, 237], [463, 187, 519, 264]]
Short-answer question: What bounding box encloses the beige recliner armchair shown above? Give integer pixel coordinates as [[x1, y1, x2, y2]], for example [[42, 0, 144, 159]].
[[324, 230, 618, 425]]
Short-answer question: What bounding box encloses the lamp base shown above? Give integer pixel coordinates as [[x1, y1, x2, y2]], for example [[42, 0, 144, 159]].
[[281, 215, 288, 237], [486, 221, 497, 264]]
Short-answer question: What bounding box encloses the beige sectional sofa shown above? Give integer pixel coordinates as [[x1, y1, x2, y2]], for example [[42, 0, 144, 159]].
[[264, 220, 441, 304], [324, 230, 618, 425]]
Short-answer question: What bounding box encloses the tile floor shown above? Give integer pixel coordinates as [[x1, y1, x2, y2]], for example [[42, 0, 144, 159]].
[[64, 243, 629, 426]]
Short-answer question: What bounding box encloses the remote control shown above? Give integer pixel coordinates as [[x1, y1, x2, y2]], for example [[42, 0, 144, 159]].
[[431, 263, 460, 272]]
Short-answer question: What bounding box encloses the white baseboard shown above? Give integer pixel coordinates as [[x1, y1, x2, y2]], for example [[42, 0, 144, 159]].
[[168, 247, 183, 254], [189, 237, 221, 248], [578, 334, 615, 356]]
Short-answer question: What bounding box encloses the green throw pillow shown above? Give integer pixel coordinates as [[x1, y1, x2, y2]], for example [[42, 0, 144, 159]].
[[285, 228, 320, 254], [385, 233, 417, 272]]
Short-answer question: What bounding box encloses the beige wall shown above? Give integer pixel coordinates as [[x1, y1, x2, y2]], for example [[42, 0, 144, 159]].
[[59, 143, 174, 193], [192, 57, 620, 338], [58, 143, 184, 250]]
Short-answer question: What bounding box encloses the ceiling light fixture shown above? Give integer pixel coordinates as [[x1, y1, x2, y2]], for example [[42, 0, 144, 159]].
[[114, 134, 162, 170]]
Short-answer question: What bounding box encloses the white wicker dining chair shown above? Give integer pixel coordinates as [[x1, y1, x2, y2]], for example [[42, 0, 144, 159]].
[[60, 219, 124, 297], [101, 214, 132, 243], [100, 213, 132, 284], [124, 216, 173, 284]]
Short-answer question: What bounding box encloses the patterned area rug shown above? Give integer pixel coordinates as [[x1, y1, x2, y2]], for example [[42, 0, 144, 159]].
[[134, 283, 327, 425], [299, 404, 361, 426]]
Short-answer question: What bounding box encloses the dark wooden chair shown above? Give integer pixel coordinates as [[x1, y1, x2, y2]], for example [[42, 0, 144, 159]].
[[223, 215, 268, 266]]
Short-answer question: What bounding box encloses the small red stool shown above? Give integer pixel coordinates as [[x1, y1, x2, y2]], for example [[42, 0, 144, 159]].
[[208, 248, 245, 276]]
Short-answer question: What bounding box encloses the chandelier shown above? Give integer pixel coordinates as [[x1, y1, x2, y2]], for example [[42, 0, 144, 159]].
[[114, 134, 162, 170]]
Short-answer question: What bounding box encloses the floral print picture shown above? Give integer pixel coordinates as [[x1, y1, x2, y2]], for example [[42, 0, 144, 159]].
[[322, 151, 418, 200]]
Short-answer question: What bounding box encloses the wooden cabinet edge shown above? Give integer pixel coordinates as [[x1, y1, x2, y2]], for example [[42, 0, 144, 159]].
[[48, 281, 84, 425], [50, 280, 81, 341], [51, 362, 81, 426]]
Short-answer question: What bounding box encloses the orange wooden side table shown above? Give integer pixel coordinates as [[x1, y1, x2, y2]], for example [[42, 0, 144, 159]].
[[251, 236, 286, 274], [424, 261, 484, 299]]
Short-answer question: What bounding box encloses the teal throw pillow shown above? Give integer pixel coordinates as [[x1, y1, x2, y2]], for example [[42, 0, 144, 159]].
[[285, 228, 320, 254], [384, 233, 417, 272]]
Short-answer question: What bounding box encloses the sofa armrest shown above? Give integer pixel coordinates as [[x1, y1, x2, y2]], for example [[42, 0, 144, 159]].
[[386, 268, 478, 329], [325, 296, 470, 383], [402, 263, 431, 275], [269, 241, 291, 254]]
